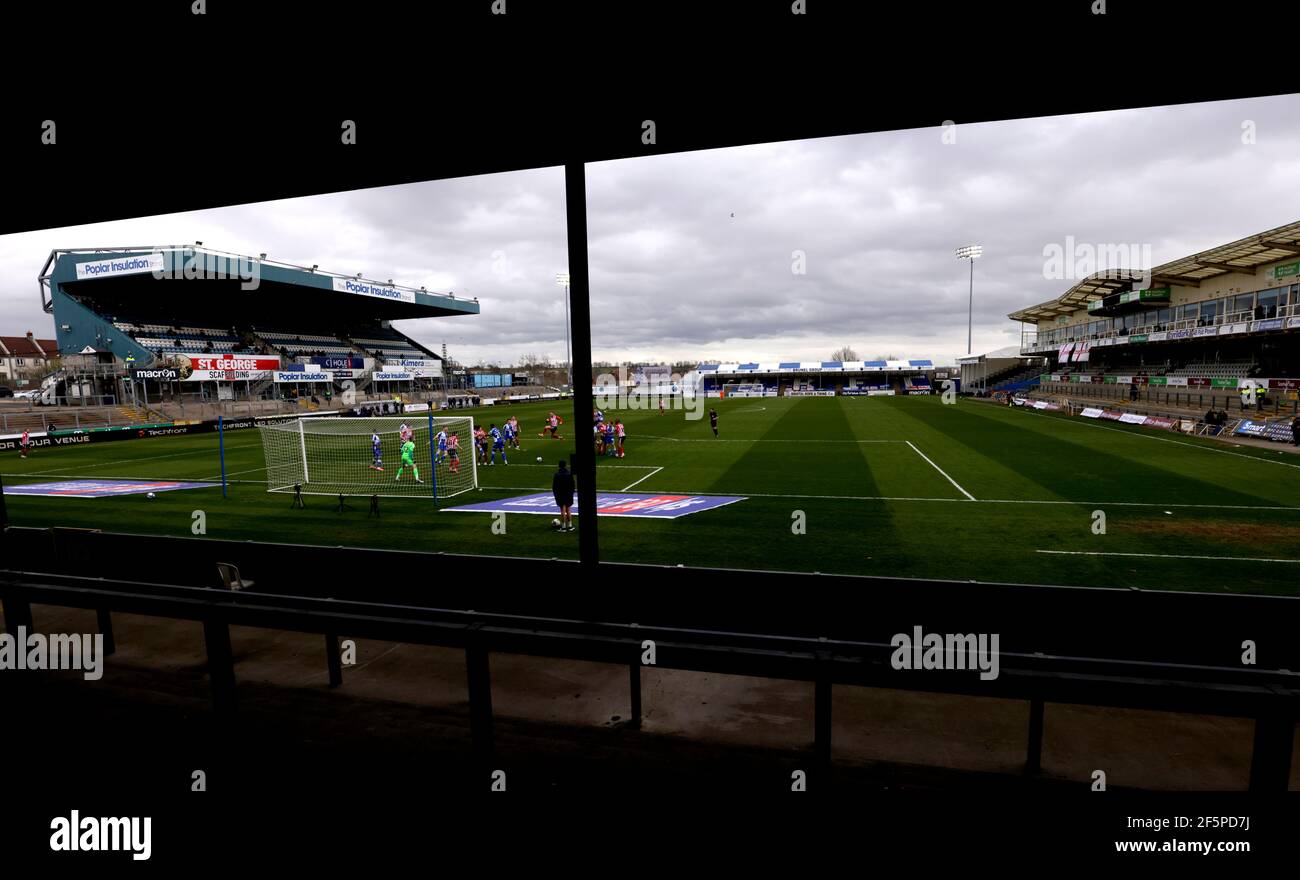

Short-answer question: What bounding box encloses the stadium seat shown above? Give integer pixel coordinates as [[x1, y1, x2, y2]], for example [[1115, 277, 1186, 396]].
[[216, 563, 254, 592]]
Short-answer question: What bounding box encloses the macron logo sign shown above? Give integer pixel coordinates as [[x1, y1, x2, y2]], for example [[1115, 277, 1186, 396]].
[[332, 277, 415, 304], [75, 254, 165, 280]]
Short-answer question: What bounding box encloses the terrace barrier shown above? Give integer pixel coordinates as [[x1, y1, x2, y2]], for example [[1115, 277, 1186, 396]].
[[1, 526, 1296, 789]]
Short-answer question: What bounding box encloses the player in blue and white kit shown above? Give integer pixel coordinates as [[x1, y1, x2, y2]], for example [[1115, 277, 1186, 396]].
[[369, 431, 384, 471], [434, 427, 448, 465], [502, 419, 516, 452], [488, 423, 508, 465]]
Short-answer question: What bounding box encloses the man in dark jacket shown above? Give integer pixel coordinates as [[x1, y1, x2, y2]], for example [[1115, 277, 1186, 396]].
[[552, 459, 576, 532]]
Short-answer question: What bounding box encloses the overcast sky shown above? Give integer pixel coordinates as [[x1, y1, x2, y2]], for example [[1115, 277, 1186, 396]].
[[2, 93, 1297, 367]]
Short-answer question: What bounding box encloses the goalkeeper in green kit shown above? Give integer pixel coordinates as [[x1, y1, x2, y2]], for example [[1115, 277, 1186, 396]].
[[396, 438, 423, 483]]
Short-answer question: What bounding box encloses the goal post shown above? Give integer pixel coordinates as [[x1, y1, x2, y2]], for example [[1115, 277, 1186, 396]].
[[257, 415, 478, 499]]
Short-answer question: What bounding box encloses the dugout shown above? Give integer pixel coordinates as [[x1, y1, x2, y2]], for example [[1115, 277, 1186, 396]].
[[955, 345, 1043, 395]]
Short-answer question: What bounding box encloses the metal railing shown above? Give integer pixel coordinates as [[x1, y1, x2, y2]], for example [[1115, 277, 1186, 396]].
[[1030, 305, 1292, 352], [1037, 382, 1299, 417], [0, 402, 147, 433], [1, 526, 1296, 788], [140, 391, 423, 423]]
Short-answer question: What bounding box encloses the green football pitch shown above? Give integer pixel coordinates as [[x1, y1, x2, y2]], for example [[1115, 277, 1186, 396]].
[[5, 396, 1300, 595]]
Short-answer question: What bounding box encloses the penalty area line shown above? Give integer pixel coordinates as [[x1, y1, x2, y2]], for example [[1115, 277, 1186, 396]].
[[22, 446, 229, 476], [905, 440, 976, 501], [462, 483, 1300, 512], [483, 462, 655, 469], [621, 466, 664, 491], [1037, 549, 1300, 564], [200, 465, 267, 481], [0, 473, 261, 485], [635, 435, 901, 444]]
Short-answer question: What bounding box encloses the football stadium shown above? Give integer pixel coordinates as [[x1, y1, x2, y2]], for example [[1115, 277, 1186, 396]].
[[3, 230, 1300, 597], [7, 15, 1300, 858], [3, 212, 1299, 801]]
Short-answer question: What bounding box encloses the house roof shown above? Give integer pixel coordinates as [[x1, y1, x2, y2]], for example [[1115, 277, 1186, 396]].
[[0, 336, 59, 358]]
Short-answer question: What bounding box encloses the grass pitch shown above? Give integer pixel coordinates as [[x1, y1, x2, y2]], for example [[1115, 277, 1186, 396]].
[[5, 395, 1300, 595]]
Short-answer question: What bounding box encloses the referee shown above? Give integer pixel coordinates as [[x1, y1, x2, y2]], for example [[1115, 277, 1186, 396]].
[[552, 459, 575, 532]]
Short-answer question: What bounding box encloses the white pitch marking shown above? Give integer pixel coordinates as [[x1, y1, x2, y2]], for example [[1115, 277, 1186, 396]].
[[480, 487, 956, 501], [976, 498, 1299, 511], [488, 462, 655, 469], [1037, 550, 1300, 563], [620, 466, 664, 492], [904, 440, 976, 501], [201, 465, 267, 481], [23, 446, 227, 476], [636, 435, 900, 444], [1, 473, 255, 485], [468, 486, 1300, 512], [729, 491, 960, 502]]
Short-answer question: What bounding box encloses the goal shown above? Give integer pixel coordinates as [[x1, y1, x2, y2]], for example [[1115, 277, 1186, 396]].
[[257, 415, 478, 499]]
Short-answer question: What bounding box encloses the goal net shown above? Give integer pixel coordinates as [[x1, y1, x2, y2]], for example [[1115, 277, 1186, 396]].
[[257, 416, 478, 499]]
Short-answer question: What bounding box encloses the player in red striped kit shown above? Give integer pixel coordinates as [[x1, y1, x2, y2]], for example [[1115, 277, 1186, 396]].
[[447, 432, 461, 473]]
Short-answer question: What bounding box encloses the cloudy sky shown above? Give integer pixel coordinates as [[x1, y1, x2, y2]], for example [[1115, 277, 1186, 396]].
[[2, 93, 1297, 367]]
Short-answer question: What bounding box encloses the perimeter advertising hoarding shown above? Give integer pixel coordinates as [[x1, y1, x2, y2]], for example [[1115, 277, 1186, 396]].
[[189, 356, 281, 372], [130, 367, 181, 381], [177, 355, 281, 382], [311, 356, 364, 370], [332, 277, 417, 304], [74, 252, 165, 280], [384, 359, 442, 378], [0, 412, 343, 452], [274, 371, 331, 383], [1235, 420, 1295, 442]]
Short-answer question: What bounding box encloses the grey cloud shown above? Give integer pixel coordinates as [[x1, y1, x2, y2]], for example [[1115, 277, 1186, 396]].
[[2, 94, 1297, 367]]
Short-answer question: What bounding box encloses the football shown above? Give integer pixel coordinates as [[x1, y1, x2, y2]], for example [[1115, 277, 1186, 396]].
[[551, 518, 561, 527], [536, 456, 543, 462], [146, 492, 156, 499]]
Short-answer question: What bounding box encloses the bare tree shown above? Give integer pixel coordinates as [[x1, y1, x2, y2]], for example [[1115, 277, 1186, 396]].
[[518, 352, 545, 385], [830, 345, 858, 361]]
